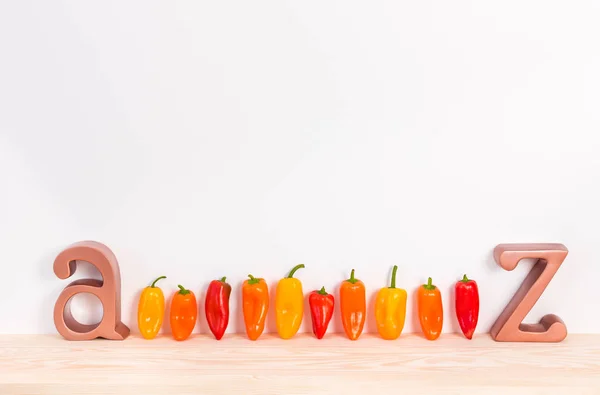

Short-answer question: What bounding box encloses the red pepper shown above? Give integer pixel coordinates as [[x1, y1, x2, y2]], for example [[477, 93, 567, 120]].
[[308, 286, 334, 339], [455, 274, 479, 339], [205, 276, 231, 340]]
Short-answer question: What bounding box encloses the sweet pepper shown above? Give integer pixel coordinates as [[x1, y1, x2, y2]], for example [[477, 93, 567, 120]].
[[242, 274, 269, 340], [308, 286, 334, 339], [205, 276, 231, 340], [455, 274, 479, 339], [340, 269, 366, 340], [170, 284, 197, 341], [275, 264, 305, 339], [375, 265, 407, 340], [417, 277, 443, 340], [137, 275, 166, 339]]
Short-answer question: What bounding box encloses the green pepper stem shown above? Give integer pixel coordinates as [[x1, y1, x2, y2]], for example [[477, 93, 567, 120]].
[[461, 274, 469, 282], [423, 277, 436, 290], [220, 276, 227, 283], [347, 269, 358, 284], [287, 264, 305, 278], [177, 284, 190, 295], [150, 276, 166, 288], [389, 265, 398, 288], [317, 286, 328, 295], [247, 274, 260, 285]]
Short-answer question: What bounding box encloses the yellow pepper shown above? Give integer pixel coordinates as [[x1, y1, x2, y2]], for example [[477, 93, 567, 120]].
[[275, 264, 305, 339], [375, 265, 407, 340], [137, 275, 166, 339]]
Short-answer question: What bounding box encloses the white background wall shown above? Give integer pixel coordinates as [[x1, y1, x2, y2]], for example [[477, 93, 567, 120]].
[[1, 1, 599, 336]]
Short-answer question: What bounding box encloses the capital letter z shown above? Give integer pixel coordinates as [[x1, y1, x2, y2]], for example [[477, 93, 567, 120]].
[[490, 243, 567, 342]]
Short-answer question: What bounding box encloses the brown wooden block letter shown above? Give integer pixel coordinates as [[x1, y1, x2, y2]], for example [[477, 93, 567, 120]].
[[53, 241, 130, 340], [490, 243, 567, 342]]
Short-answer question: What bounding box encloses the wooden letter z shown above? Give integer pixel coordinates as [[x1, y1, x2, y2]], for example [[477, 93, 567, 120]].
[[490, 243, 568, 342]]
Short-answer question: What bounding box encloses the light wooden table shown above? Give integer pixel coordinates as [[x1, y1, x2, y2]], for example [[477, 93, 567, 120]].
[[0, 333, 598, 394]]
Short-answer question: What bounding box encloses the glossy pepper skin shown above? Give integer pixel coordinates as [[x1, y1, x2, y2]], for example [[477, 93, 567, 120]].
[[137, 275, 167, 339], [455, 274, 479, 339], [170, 285, 197, 341], [375, 265, 407, 340], [205, 276, 231, 340], [275, 264, 305, 339], [418, 277, 443, 340], [308, 286, 334, 339], [340, 269, 366, 340], [242, 274, 269, 340]]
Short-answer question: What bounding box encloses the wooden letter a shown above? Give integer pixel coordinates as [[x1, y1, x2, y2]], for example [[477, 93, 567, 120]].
[[53, 241, 130, 340]]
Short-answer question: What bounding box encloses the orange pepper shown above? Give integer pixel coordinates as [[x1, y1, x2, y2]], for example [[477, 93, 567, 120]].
[[340, 269, 366, 340], [242, 274, 269, 340], [169, 284, 197, 341], [417, 277, 443, 340]]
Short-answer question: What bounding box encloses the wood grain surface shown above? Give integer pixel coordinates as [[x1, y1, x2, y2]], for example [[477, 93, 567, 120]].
[[0, 334, 599, 394]]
